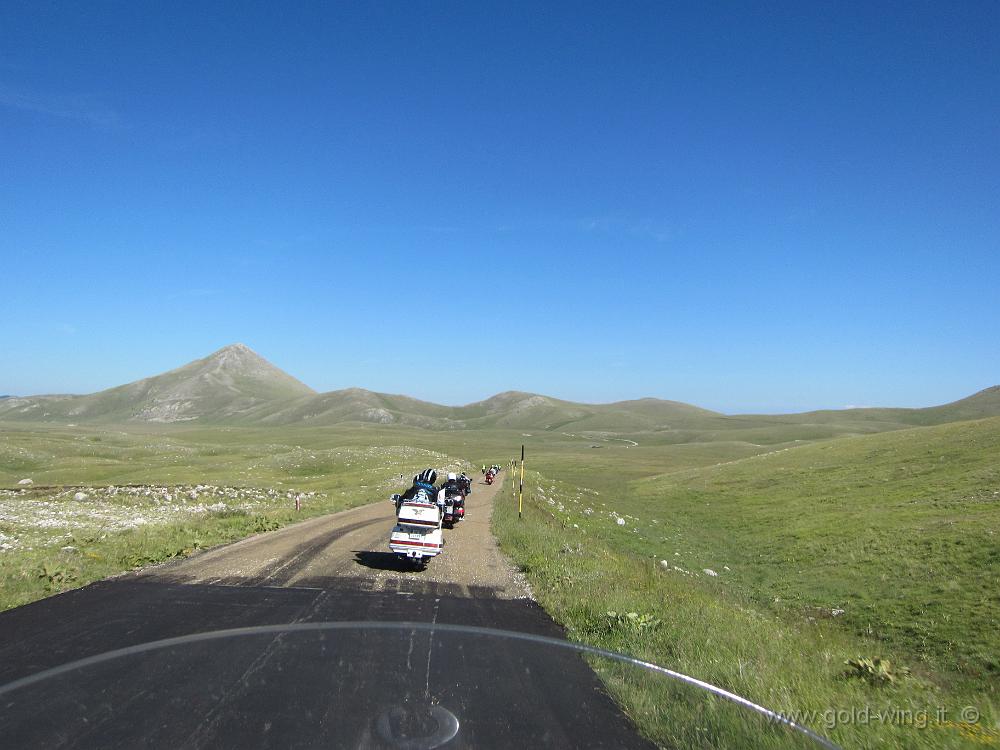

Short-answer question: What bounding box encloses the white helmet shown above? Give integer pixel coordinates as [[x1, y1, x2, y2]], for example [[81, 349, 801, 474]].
[[447, 472, 457, 481]]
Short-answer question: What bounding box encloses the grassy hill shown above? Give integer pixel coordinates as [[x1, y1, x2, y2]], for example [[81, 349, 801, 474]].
[[632, 417, 1000, 677], [0, 344, 315, 424], [242, 389, 725, 432], [243, 388, 462, 428], [1, 345, 997, 443], [494, 416, 1000, 748], [0, 348, 726, 431], [771, 386, 1000, 429]]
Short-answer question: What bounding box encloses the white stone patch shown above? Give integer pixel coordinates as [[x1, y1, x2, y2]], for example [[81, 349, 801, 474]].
[[0, 484, 331, 549]]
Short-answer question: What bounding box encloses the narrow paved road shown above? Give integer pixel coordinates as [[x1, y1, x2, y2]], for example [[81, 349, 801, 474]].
[[0, 473, 656, 749]]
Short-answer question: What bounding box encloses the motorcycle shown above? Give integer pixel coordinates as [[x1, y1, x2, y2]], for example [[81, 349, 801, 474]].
[[441, 490, 466, 528], [388, 491, 443, 566], [484, 470, 496, 485]]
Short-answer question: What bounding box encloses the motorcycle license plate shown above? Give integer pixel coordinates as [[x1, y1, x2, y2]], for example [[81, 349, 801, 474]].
[[409, 533, 422, 540]]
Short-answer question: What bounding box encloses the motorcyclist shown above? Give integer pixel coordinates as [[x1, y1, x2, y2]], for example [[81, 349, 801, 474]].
[[439, 472, 466, 518], [458, 472, 472, 495], [439, 471, 461, 494], [395, 468, 437, 513]]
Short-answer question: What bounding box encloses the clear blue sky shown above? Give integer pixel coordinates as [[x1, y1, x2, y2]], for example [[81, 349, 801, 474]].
[[2, 1, 997, 412]]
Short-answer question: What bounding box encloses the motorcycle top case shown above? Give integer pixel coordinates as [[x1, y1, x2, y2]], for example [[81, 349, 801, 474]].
[[397, 501, 440, 527]]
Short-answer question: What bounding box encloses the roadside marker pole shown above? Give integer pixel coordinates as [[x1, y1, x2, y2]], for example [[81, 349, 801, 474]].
[[518, 444, 525, 519]]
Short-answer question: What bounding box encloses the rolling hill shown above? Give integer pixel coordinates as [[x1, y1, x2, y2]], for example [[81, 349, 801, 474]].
[[759, 385, 1000, 428], [0, 344, 315, 424], [240, 389, 722, 431], [0, 344, 997, 436]]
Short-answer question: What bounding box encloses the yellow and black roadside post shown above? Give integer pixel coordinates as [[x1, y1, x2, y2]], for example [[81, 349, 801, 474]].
[[518, 444, 525, 519]]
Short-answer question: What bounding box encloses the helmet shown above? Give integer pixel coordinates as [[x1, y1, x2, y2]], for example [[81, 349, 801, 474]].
[[416, 468, 437, 485], [448, 472, 457, 481]]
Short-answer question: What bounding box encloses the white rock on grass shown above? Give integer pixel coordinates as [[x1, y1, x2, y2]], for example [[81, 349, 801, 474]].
[[659, 560, 670, 569], [18, 478, 33, 485], [73, 491, 89, 502], [703, 568, 718, 577]]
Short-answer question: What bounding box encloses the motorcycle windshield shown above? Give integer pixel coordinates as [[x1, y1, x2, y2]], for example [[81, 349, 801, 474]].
[[0, 622, 838, 749]]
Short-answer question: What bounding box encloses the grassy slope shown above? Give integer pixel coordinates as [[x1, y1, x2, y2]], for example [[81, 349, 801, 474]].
[[632, 417, 1000, 680], [0, 346, 315, 424], [781, 386, 1000, 428], [492, 419, 1000, 748]]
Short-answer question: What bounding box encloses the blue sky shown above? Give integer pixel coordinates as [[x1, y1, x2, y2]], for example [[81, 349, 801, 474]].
[[1, 1, 997, 412]]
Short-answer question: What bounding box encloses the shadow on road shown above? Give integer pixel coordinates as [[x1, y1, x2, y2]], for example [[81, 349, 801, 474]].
[[0, 577, 655, 749], [353, 550, 419, 572]]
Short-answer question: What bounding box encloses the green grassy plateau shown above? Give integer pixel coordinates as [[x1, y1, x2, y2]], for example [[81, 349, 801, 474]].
[[1, 410, 997, 748]]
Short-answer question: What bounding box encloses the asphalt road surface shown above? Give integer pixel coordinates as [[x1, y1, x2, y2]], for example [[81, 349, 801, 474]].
[[0, 473, 657, 749]]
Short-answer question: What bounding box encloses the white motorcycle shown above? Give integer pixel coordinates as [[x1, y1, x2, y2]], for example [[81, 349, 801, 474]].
[[388, 490, 444, 567]]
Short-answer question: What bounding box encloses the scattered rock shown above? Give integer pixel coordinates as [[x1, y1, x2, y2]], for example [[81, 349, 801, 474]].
[[17, 478, 33, 485], [659, 560, 670, 569], [703, 568, 718, 577], [832, 608, 845, 617], [73, 491, 89, 501]]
